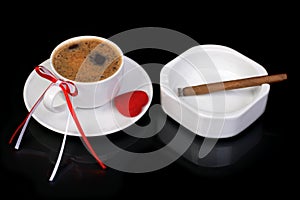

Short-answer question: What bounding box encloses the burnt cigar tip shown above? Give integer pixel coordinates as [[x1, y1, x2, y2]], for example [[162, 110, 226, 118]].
[[178, 88, 184, 97]]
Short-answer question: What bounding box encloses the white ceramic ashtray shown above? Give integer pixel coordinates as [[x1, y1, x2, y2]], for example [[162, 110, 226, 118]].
[[160, 45, 270, 138]]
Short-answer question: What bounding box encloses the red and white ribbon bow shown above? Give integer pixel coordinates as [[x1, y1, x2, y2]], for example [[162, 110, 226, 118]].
[[9, 66, 106, 170]]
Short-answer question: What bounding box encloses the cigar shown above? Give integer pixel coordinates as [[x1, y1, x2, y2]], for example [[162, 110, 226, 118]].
[[178, 73, 287, 96]]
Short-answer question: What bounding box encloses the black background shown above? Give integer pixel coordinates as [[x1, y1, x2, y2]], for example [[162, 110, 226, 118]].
[[1, 3, 295, 199]]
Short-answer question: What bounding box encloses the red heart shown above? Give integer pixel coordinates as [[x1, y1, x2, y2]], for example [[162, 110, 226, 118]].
[[114, 90, 149, 117]]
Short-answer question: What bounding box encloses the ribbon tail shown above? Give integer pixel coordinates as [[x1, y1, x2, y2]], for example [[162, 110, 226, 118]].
[[49, 113, 70, 182], [61, 87, 106, 170], [9, 84, 53, 149], [9, 117, 27, 145], [14, 108, 35, 149]]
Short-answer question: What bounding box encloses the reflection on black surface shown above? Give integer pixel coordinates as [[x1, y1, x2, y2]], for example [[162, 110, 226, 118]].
[[28, 120, 140, 165], [29, 120, 96, 165], [158, 116, 263, 168], [4, 81, 265, 198], [6, 95, 263, 182], [5, 120, 125, 198], [2, 101, 287, 198]]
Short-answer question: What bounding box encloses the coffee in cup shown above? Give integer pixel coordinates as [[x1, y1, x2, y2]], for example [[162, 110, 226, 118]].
[[52, 37, 122, 82], [43, 36, 124, 112]]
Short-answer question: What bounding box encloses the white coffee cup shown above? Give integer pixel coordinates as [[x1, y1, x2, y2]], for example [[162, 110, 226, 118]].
[[43, 36, 124, 112]]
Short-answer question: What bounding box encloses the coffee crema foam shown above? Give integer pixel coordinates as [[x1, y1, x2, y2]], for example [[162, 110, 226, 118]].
[[52, 38, 122, 82]]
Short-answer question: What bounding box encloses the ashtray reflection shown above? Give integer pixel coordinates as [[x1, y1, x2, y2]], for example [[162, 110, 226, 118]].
[[158, 116, 263, 168]]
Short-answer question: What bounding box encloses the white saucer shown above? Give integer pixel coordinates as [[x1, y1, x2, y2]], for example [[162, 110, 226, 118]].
[[23, 56, 153, 137]]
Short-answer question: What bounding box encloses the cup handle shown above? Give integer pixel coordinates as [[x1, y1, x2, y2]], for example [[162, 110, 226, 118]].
[[43, 85, 66, 112]]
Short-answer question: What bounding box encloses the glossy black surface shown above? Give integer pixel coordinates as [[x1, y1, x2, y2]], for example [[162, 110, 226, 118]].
[[2, 8, 294, 199]]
